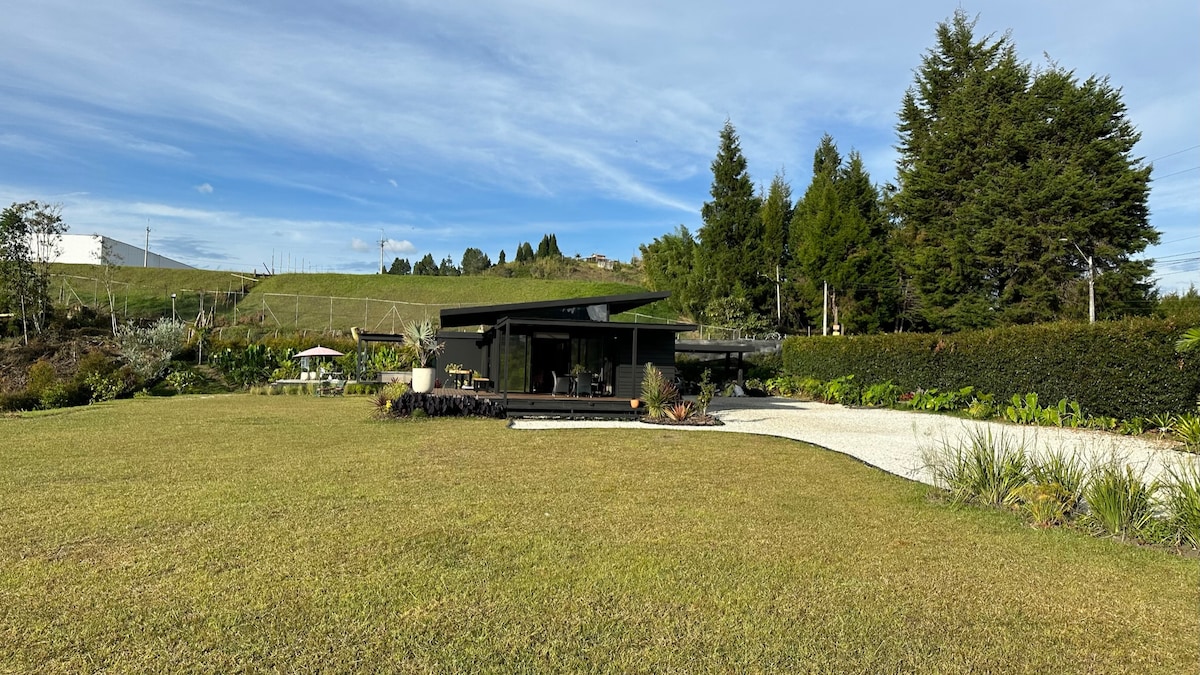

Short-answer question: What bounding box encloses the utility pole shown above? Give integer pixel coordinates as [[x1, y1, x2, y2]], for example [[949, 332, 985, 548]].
[[760, 265, 783, 322], [822, 281, 828, 336], [1086, 253, 1095, 324], [144, 223, 150, 267], [1060, 238, 1096, 323], [379, 229, 386, 274]]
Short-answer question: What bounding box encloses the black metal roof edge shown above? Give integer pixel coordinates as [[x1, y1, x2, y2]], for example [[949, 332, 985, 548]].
[[493, 316, 697, 332], [439, 290, 671, 322]]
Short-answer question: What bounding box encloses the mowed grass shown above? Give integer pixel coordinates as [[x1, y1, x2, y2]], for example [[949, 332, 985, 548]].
[[0, 397, 1195, 673]]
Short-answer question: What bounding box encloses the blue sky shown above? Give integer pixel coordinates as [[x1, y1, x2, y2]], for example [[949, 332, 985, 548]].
[[1, 0, 1196, 291]]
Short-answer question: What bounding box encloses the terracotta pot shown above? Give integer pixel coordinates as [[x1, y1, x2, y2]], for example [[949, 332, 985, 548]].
[[630, 399, 641, 409]]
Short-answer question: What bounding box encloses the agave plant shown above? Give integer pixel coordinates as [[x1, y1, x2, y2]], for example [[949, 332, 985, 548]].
[[664, 401, 696, 422]]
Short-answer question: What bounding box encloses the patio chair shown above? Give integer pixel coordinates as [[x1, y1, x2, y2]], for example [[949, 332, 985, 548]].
[[552, 371, 571, 397], [575, 372, 594, 397]]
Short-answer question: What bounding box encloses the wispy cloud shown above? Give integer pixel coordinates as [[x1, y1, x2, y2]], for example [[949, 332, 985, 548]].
[[0, 0, 1194, 278]]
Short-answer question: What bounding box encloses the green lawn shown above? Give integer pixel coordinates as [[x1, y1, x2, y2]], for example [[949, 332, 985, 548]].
[[1, 396, 1195, 673]]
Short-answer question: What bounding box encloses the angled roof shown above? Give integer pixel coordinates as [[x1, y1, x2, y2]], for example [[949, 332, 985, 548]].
[[439, 291, 671, 327]]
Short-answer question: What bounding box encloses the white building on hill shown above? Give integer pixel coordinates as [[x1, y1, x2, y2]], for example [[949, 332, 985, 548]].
[[41, 234, 193, 269]]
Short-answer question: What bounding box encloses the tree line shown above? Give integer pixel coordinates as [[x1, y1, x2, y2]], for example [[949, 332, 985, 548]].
[[641, 11, 1158, 334], [385, 233, 563, 276]]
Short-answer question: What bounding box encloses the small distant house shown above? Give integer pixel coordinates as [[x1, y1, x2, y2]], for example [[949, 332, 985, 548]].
[[585, 253, 616, 270]]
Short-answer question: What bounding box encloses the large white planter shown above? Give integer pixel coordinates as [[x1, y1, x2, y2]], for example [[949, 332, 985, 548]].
[[411, 367, 436, 393]]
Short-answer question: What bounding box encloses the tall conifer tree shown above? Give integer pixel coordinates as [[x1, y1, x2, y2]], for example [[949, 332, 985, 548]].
[[698, 121, 762, 309]]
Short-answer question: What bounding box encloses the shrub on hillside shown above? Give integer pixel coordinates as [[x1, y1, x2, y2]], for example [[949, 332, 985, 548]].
[[782, 318, 1200, 419], [115, 318, 187, 382]]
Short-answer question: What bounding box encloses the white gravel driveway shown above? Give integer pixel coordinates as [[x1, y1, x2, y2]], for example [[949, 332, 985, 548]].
[[511, 397, 1195, 487]]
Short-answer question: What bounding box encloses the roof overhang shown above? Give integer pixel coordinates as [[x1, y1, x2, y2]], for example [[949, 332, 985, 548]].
[[439, 291, 671, 328], [492, 316, 696, 333]]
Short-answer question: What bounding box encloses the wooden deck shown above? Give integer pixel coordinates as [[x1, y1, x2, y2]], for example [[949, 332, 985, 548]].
[[435, 388, 642, 418]]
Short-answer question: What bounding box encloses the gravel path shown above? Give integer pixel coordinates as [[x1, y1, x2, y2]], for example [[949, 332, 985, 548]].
[[510, 398, 1195, 487]]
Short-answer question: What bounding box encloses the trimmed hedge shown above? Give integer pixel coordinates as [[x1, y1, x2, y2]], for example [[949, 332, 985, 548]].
[[782, 319, 1200, 419]]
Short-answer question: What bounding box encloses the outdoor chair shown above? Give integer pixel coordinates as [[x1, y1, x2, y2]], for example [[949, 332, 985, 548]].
[[552, 371, 572, 397], [575, 372, 594, 397]]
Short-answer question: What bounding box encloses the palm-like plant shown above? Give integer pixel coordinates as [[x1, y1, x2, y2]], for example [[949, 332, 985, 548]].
[[402, 319, 444, 368]]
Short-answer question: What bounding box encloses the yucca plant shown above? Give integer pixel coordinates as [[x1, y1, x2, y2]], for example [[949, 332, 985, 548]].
[[1082, 462, 1156, 540], [640, 363, 678, 419], [1159, 461, 1200, 550]]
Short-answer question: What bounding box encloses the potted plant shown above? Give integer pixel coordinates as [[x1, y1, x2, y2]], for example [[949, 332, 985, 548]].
[[403, 319, 444, 393]]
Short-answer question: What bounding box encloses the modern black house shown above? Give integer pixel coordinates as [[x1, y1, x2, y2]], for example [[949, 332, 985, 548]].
[[437, 291, 694, 412]]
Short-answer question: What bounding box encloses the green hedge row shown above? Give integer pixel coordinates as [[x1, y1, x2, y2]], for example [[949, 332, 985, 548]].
[[782, 319, 1200, 419]]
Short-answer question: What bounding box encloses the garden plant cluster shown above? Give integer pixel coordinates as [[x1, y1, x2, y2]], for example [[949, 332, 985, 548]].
[[920, 428, 1200, 552]]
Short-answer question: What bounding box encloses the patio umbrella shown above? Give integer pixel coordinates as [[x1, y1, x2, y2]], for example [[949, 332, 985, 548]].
[[294, 346, 345, 358], [294, 346, 345, 379]]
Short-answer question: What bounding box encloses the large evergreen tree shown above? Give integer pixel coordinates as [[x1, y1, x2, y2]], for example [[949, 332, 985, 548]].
[[894, 11, 1156, 330], [460, 247, 492, 275], [758, 171, 792, 322], [698, 121, 763, 310], [788, 136, 896, 334], [413, 253, 438, 276], [387, 257, 411, 275]]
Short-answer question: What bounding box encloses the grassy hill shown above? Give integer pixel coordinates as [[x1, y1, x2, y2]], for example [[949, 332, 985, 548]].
[[246, 273, 647, 333], [48, 264, 673, 336]]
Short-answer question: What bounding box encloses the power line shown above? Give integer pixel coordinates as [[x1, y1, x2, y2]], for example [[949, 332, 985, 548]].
[[1154, 165, 1200, 180], [1150, 144, 1200, 162], [1156, 234, 1200, 246], [1150, 250, 1200, 261]]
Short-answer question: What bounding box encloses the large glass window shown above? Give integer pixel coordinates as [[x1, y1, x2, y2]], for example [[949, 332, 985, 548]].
[[503, 334, 529, 393]]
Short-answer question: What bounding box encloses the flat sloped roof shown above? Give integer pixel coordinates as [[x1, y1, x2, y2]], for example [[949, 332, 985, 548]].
[[439, 291, 671, 327]]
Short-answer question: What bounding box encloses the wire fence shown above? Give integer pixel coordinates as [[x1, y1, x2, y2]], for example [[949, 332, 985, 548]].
[[253, 293, 461, 334], [49, 277, 784, 342]]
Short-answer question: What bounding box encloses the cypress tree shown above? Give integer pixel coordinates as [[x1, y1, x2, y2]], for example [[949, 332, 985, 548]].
[[698, 121, 762, 309], [895, 10, 1156, 330]]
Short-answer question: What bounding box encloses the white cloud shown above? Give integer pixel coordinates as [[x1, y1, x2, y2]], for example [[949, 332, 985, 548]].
[[383, 238, 415, 253], [388, 179, 398, 188], [351, 237, 416, 254], [195, 182, 213, 194]]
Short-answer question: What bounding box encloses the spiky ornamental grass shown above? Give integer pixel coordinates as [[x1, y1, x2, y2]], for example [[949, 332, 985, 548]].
[[922, 428, 1029, 506], [1160, 460, 1200, 549], [1082, 462, 1157, 540]]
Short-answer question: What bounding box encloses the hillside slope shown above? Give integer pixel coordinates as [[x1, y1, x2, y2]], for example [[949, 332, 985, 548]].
[[245, 274, 646, 333], [47, 264, 666, 334]]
